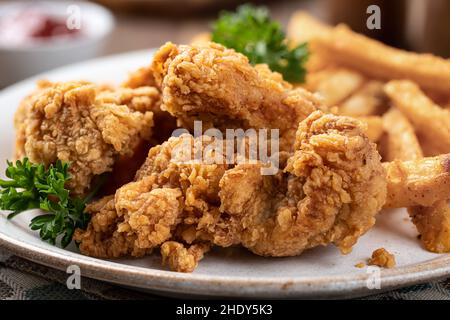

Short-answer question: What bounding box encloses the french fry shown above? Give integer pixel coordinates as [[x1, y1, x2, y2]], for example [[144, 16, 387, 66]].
[[288, 13, 450, 93], [384, 80, 450, 153], [408, 201, 450, 253], [418, 133, 450, 157], [287, 11, 335, 73], [446, 98, 450, 110], [339, 81, 387, 116], [305, 67, 365, 106], [383, 155, 450, 208], [382, 108, 423, 161], [382, 107, 450, 252], [287, 11, 332, 45], [356, 116, 384, 143]]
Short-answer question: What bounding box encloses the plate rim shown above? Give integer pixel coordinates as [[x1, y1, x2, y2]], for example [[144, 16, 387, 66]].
[[1, 225, 450, 298], [0, 49, 449, 298]]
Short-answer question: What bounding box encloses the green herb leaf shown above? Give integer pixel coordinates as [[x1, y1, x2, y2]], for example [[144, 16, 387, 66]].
[[0, 158, 93, 248], [211, 4, 309, 83]]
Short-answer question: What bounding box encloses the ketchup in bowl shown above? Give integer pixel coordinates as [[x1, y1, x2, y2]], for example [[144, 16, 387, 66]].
[[0, 9, 81, 47]]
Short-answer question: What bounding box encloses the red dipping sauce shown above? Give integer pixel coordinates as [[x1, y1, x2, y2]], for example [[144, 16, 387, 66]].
[[0, 9, 81, 46]]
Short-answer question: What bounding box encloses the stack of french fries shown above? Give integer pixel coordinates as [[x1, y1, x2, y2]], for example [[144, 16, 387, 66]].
[[288, 12, 450, 253]]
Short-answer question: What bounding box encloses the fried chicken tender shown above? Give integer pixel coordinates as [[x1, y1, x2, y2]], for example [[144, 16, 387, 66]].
[[121, 64, 178, 146], [76, 111, 387, 271], [220, 111, 386, 256], [152, 42, 328, 152], [74, 195, 150, 258], [14, 80, 155, 195], [74, 134, 238, 270], [122, 65, 158, 89]]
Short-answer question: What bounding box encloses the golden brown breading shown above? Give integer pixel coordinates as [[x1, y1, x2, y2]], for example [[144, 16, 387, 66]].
[[122, 65, 158, 89], [97, 86, 161, 114], [152, 42, 327, 152], [14, 81, 155, 195], [220, 111, 386, 256], [161, 241, 210, 273], [74, 134, 239, 267], [76, 111, 387, 271], [74, 195, 150, 258], [121, 66, 178, 145]]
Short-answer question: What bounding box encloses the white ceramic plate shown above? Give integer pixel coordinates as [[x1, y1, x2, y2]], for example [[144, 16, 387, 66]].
[[0, 50, 449, 299]]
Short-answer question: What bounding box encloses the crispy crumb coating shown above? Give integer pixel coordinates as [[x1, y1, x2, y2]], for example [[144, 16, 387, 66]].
[[220, 111, 386, 256], [76, 112, 386, 272], [74, 134, 238, 269], [74, 195, 150, 258], [122, 65, 158, 89], [161, 241, 210, 273], [14, 80, 155, 195], [121, 65, 178, 145], [152, 42, 327, 151]]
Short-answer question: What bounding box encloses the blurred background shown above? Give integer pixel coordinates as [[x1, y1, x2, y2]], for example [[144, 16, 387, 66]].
[[0, 0, 449, 88]]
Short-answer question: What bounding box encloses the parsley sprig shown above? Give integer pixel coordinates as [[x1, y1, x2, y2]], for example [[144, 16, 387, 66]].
[[211, 4, 309, 83], [0, 158, 91, 248]]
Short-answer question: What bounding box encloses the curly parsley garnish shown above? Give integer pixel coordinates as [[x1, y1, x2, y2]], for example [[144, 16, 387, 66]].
[[211, 4, 309, 83], [0, 158, 92, 248]]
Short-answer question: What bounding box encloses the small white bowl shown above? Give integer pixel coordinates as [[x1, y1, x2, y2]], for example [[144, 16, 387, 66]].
[[0, 1, 115, 87]]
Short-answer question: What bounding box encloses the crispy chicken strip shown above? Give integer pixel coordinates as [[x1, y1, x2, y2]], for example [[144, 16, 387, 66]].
[[151, 42, 328, 152], [220, 111, 386, 256], [76, 110, 447, 271], [74, 134, 238, 272], [121, 65, 178, 145], [77, 111, 386, 269], [14, 80, 155, 195], [288, 12, 450, 93]]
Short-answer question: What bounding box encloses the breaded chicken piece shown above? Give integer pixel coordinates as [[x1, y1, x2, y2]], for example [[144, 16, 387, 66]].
[[121, 64, 178, 147], [74, 134, 238, 268], [122, 64, 158, 89], [220, 111, 386, 256], [72, 195, 150, 258], [14, 80, 155, 195], [161, 241, 210, 273], [152, 42, 327, 152], [75, 111, 386, 271]]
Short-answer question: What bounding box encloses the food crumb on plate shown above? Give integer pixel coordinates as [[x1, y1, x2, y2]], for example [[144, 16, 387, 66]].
[[368, 248, 396, 268]]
